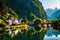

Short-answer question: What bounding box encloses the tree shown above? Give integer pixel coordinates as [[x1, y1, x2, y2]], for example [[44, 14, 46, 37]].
[[8, 8, 18, 18], [0, 0, 9, 20]]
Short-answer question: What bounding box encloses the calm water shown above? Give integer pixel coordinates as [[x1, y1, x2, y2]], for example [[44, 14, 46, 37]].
[[44, 28, 60, 40]]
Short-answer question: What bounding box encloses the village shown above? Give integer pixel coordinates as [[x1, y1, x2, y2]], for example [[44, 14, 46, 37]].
[[4, 16, 52, 38]]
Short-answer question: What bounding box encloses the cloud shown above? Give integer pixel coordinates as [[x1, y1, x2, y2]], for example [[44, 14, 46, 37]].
[[39, 0, 60, 9]]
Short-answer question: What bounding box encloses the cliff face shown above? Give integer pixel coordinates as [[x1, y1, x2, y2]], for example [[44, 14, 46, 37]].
[[5, 0, 47, 21]]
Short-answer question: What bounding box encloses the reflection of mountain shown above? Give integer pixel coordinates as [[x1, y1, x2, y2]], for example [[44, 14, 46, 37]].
[[46, 29, 60, 37], [5, 0, 47, 21], [45, 8, 60, 20]]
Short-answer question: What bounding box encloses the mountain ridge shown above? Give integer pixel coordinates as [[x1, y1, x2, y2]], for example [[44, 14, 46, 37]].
[[5, 0, 47, 21], [45, 8, 60, 20]]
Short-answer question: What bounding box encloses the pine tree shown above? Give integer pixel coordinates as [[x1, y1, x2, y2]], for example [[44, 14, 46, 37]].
[[0, 0, 8, 20]]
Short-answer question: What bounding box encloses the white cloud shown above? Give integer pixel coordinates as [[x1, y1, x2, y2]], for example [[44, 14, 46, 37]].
[[39, 0, 60, 9]]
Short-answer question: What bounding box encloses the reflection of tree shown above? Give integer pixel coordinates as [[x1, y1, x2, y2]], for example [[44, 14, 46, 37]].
[[0, 19, 6, 33], [51, 18, 60, 32], [30, 18, 47, 40], [0, 33, 9, 40]]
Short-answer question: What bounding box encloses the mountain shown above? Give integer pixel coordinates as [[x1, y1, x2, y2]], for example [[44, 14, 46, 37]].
[[0, 0, 18, 20], [51, 9, 60, 19], [45, 9, 54, 16], [45, 8, 59, 20], [45, 8, 54, 20], [5, 0, 47, 21]]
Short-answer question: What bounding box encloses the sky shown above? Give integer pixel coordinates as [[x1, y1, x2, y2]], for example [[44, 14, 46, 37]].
[[39, 0, 60, 9]]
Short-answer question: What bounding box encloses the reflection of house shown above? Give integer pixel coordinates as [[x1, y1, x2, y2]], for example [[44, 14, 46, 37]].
[[9, 29, 20, 38]]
